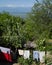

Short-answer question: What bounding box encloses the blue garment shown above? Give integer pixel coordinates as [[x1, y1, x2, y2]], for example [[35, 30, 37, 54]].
[[33, 51, 39, 61]]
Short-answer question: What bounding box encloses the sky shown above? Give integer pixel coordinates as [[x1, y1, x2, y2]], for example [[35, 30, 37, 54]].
[[0, 0, 35, 7]]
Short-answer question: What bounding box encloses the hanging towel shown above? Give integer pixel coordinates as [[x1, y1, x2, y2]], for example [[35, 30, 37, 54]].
[[24, 50, 30, 59], [18, 49, 24, 55], [39, 51, 45, 63]]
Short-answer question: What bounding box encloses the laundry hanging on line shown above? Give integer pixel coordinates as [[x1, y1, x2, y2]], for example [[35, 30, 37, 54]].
[[39, 51, 45, 63], [23, 50, 30, 59], [33, 51, 39, 61], [18, 49, 24, 55]]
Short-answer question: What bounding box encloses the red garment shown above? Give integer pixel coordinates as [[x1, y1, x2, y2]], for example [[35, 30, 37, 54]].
[[0, 47, 12, 62]]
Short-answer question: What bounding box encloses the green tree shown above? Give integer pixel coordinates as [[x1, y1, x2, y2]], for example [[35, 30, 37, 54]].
[[0, 12, 25, 48], [26, 0, 52, 50]]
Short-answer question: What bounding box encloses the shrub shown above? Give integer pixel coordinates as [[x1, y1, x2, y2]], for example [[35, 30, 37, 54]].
[[18, 56, 33, 65]]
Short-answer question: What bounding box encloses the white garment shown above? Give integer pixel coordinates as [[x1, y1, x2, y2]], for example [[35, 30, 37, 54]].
[[39, 51, 45, 63], [24, 50, 30, 59], [0, 47, 10, 54], [18, 49, 24, 55]]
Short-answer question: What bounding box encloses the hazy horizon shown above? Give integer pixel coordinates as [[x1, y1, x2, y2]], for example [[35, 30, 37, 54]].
[[0, 7, 32, 18]]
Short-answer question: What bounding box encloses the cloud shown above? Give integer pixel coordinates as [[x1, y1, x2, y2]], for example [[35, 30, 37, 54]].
[[7, 5, 17, 7], [0, 4, 33, 7], [7, 4, 33, 7]]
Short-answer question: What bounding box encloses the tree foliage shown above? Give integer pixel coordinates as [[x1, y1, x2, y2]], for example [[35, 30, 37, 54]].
[[0, 12, 25, 48], [25, 0, 52, 50], [0, 0, 52, 50]]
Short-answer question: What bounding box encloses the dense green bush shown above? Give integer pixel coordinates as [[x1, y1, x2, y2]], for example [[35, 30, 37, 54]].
[[18, 56, 33, 65]]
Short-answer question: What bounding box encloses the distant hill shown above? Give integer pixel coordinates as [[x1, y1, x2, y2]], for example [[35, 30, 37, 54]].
[[0, 7, 32, 18]]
